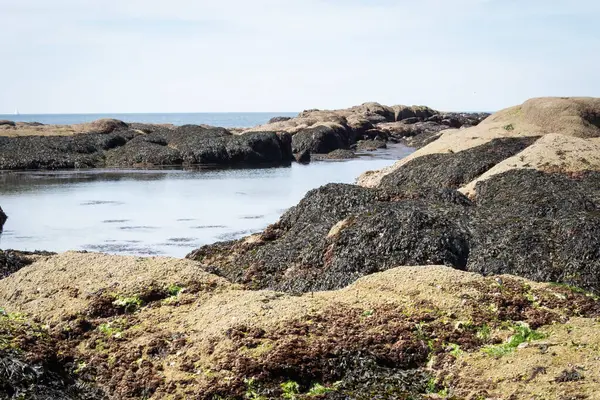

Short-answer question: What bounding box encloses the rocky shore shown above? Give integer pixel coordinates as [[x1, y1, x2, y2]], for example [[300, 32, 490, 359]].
[[0, 104, 486, 170], [1, 97, 600, 399]]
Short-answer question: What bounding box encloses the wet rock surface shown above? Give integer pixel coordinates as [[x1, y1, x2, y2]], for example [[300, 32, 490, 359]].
[[0, 124, 294, 170]]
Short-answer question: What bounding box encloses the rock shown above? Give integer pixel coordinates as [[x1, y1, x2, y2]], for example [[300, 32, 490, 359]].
[[291, 125, 350, 154], [293, 149, 311, 163], [268, 116, 292, 124], [0, 206, 6, 231], [86, 118, 129, 134], [359, 97, 600, 187], [0, 120, 16, 127], [188, 183, 472, 293], [467, 169, 600, 292], [379, 137, 538, 191], [0, 250, 32, 278], [402, 117, 420, 125], [391, 105, 437, 122], [0, 127, 293, 170], [356, 140, 387, 151], [311, 149, 357, 160]]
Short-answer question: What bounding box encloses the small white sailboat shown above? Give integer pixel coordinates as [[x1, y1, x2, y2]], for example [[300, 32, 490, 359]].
[[14, 108, 19, 115]]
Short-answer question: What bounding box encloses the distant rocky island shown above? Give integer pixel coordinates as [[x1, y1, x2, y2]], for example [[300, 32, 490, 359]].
[[0, 104, 487, 170], [1, 97, 600, 399]]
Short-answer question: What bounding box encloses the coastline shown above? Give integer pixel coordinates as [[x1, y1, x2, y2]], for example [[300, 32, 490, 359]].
[[2, 97, 600, 399]]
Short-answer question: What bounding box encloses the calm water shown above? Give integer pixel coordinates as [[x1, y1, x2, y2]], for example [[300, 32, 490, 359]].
[[0, 112, 298, 127], [0, 146, 412, 257]]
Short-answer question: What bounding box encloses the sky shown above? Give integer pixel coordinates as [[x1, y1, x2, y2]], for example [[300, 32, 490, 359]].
[[0, 0, 599, 113]]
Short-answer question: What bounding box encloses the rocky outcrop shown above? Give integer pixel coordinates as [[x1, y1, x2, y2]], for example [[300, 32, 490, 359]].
[[291, 125, 352, 154], [186, 98, 600, 295], [188, 167, 600, 295], [267, 116, 292, 124], [0, 123, 294, 170], [1, 252, 599, 399], [246, 103, 487, 157], [359, 97, 600, 187], [0, 206, 6, 231]]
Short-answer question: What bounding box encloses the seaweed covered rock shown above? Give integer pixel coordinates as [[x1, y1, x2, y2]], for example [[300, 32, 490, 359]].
[[467, 169, 600, 292], [291, 125, 353, 155], [0, 131, 135, 170], [1, 250, 33, 279], [379, 137, 538, 191], [360, 97, 600, 188], [188, 164, 600, 294], [0, 206, 6, 231], [188, 183, 473, 292], [1, 254, 600, 399], [0, 312, 105, 399], [0, 126, 294, 170], [311, 149, 357, 160]]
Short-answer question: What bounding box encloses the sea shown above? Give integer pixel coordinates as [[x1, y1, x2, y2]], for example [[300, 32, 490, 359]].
[[0, 112, 299, 128]]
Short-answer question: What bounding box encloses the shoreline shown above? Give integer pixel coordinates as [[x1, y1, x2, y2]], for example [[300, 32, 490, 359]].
[[1, 96, 600, 399]]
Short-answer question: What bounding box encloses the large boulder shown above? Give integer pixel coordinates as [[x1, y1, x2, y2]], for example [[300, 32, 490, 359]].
[[188, 183, 472, 293], [83, 118, 129, 134], [0, 120, 16, 127], [291, 125, 351, 154]]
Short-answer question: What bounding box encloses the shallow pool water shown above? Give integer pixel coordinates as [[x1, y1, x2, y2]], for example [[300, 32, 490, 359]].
[[0, 145, 412, 257]]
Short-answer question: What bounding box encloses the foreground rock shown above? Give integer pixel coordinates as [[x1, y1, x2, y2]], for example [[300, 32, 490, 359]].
[[1, 252, 599, 399], [0, 124, 293, 170]]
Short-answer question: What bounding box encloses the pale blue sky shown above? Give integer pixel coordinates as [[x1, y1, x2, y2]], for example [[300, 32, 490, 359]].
[[1, 0, 598, 113]]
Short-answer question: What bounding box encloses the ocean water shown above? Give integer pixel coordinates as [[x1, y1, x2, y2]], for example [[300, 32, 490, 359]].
[[0, 145, 413, 258], [0, 112, 299, 128]]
